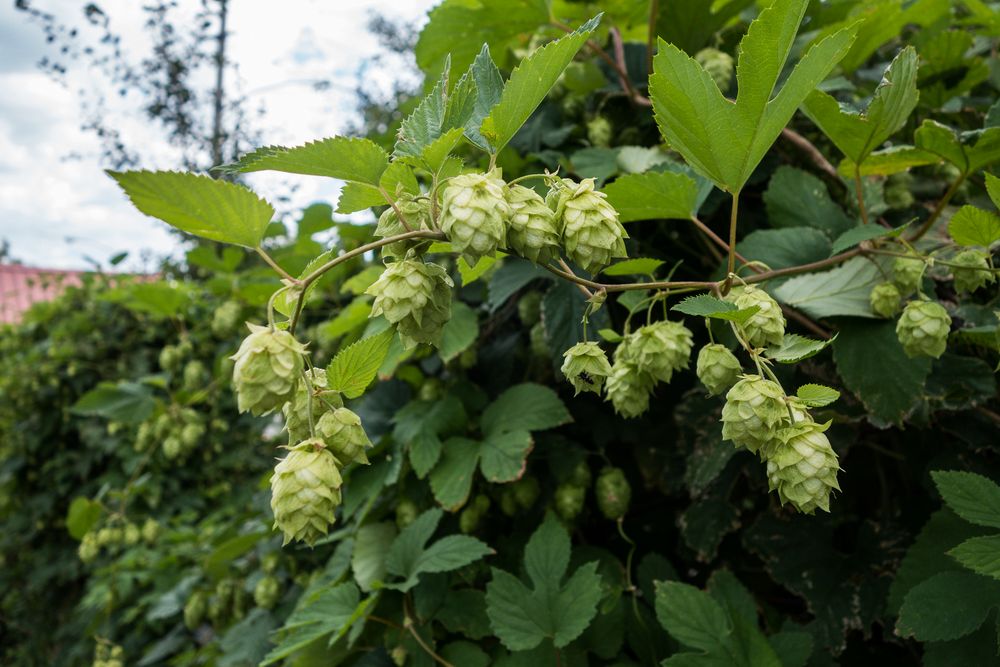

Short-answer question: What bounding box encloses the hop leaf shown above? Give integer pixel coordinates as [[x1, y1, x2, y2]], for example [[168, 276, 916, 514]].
[[721, 374, 789, 454], [951, 249, 996, 293], [869, 282, 902, 318], [765, 421, 841, 514], [549, 177, 627, 274], [270, 439, 343, 546], [695, 343, 742, 395], [728, 286, 785, 348], [896, 299, 951, 359], [505, 184, 561, 264], [560, 341, 613, 395], [315, 407, 372, 465], [367, 259, 454, 349], [231, 324, 306, 416], [440, 171, 510, 265], [892, 253, 926, 295]]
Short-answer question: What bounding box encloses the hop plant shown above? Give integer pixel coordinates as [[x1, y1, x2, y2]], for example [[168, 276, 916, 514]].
[[766, 421, 841, 514], [892, 253, 926, 295], [616, 321, 694, 384], [367, 259, 453, 349], [283, 368, 343, 443], [696, 344, 742, 395], [896, 299, 951, 359], [604, 360, 654, 418], [505, 184, 561, 264], [141, 518, 160, 544], [560, 342, 613, 395], [721, 375, 790, 454], [529, 321, 549, 358], [254, 575, 281, 609], [512, 476, 541, 510], [951, 249, 995, 293], [315, 408, 372, 465], [374, 195, 433, 259], [231, 324, 306, 416], [694, 47, 734, 90], [548, 177, 627, 274], [728, 286, 785, 348], [440, 171, 510, 265], [595, 467, 631, 520], [869, 282, 902, 318], [270, 439, 344, 546], [555, 482, 586, 521]]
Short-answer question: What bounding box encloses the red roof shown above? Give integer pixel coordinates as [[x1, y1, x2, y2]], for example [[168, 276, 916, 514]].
[[0, 265, 85, 324]]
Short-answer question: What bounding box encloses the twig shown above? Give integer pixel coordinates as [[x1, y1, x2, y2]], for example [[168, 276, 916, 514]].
[[854, 166, 869, 225], [255, 247, 296, 282], [780, 128, 839, 181], [909, 173, 966, 242], [380, 186, 413, 232], [781, 304, 831, 339], [404, 601, 454, 667], [691, 216, 756, 269]]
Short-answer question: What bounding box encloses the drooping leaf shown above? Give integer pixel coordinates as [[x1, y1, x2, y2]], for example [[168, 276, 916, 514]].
[[352, 523, 396, 592], [217, 137, 389, 184], [773, 256, 887, 319], [829, 223, 906, 256], [327, 329, 394, 399], [603, 171, 701, 222], [71, 381, 156, 423], [260, 582, 367, 665], [384, 508, 492, 592], [429, 437, 481, 510], [949, 536, 1000, 581], [109, 170, 274, 248], [837, 145, 939, 177], [439, 301, 479, 363], [479, 430, 533, 483]]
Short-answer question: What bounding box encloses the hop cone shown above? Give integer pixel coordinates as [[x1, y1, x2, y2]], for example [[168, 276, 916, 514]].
[[728, 286, 785, 348], [549, 177, 627, 274], [587, 116, 612, 147], [696, 344, 742, 395], [184, 591, 207, 630], [231, 324, 306, 415], [766, 421, 841, 514], [869, 282, 902, 318], [375, 195, 433, 259], [616, 321, 693, 384], [694, 47, 734, 90], [283, 368, 343, 443], [604, 360, 654, 419], [254, 575, 281, 609], [896, 299, 951, 359], [951, 249, 995, 293], [561, 341, 613, 395], [505, 184, 560, 264], [555, 483, 586, 521], [595, 467, 631, 520], [367, 259, 453, 349], [211, 300, 243, 337], [721, 375, 789, 454], [440, 171, 510, 265], [315, 408, 372, 465], [270, 439, 343, 546], [892, 253, 925, 294]]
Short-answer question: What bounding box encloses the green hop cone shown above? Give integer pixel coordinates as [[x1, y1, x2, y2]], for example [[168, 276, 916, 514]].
[[440, 170, 510, 265], [283, 368, 343, 443], [505, 184, 561, 264], [315, 408, 372, 465], [253, 575, 281, 610], [604, 360, 654, 418], [617, 321, 694, 384], [951, 249, 995, 293], [595, 467, 631, 520], [395, 498, 419, 530], [555, 483, 586, 521], [568, 460, 592, 487], [892, 253, 926, 295], [586, 116, 612, 147], [561, 341, 613, 395], [78, 533, 99, 563], [721, 375, 789, 454], [728, 286, 785, 348], [694, 47, 734, 90], [869, 282, 902, 318], [211, 300, 242, 337], [459, 494, 490, 534], [270, 439, 343, 546], [512, 476, 541, 510], [375, 195, 433, 259], [529, 321, 549, 359], [231, 324, 306, 416], [896, 299, 951, 359], [518, 291, 542, 326], [184, 591, 207, 630], [766, 421, 841, 514], [696, 344, 742, 395], [366, 259, 453, 349], [549, 177, 627, 274], [141, 518, 160, 544]]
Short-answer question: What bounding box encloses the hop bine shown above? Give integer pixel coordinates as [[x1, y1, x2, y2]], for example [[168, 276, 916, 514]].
[[696, 343, 742, 396]]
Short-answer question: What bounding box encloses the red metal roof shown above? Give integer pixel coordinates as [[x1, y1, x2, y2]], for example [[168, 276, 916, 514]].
[[0, 264, 86, 324]]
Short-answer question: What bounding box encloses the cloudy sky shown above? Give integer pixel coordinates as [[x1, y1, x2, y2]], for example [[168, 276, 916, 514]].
[[0, 0, 436, 271]]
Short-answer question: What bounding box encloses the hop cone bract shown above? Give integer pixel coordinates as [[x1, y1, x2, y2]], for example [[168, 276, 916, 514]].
[[766, 421, 841, 514], [896, 299, 951, 358], [721, 374, 789, 454], [367, 259, 453, 349], [892, 253, 925, 294], [231, 324, 306, 416], [729, 286, 785, 348], [869, 282, 902, 318], [375, 195, 433, 259], [315, 408, 372, 465], [270, 439, 343, 546], [696, 343, 742, 395], [951, 249, 995, 293], [283, 368, 343, 443], [561, 341, 613, 395], [549, 177, 627, 274], [505, 184, 561, 264], [440, 171, 510, 265]]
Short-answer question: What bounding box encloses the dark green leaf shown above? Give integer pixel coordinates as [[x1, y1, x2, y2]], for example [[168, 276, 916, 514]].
[[932, 471, 1000, 529]]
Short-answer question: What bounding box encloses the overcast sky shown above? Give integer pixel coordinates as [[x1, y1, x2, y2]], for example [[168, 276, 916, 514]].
[[0, 0, 436, 271]]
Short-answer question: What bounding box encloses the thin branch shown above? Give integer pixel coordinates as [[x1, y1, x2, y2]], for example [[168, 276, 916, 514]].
[[255, 247, 296, 282], [909, 173, 966, 242], [691, 216, 756, 269], [646, 0, 658, 78], [380, 186, 413, 232], [854, 166, 869, 225], [780, 128, 839, 180], [404, 601, 454, 667], [553, 259, 594, 298], [781, 304, 831, 339], [299, 230, 446, 290]]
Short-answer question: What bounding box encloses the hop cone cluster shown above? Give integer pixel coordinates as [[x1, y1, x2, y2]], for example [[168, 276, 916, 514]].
[[951, 249, 995, 293], [270, 439, 343, 546], [315, 408, 372, 465], [283, 368, 343, 443], [505, 184, 560, 264], [595, 467, 631, 520], [721, 375, 789, 454], [560, 342, 613, 395], [696, 343, 742, 395], [728, 286, 785, 348], [869, 282, 902, 318], [896, 299, 951, 358], [367, 259, 453, 349], [766, 422, 841, 514], [231, 324, 306, 416], [549, 177, 627, 274], [440, 171, 510, 265], [892, 254, 925, 294], [375, 195, 433, 259]]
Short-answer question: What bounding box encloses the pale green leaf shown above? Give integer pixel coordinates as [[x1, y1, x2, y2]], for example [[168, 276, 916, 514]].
[[260, 582, 364, 665], [671, 294, 759, 324], [949, 536, 1000, 581], [601, 258, 665, 276], [765, 333, 836, 364], [932, 471, 1000, 529], [654, 581, 732, 653], [948, 206, 1000, 248], [429, 437, 480, 510], [795, 384, 840, 408], [829, 224, 906, 255], [463, 44, 505, 151], [71, 381, 156, 423], [336, 182, 384, 214], [986, 173, 1000, 210], [217, 137, 388, 184], [326, 329, 394, 399], [773, 256, 886, 318], [603, 171, 700, 222], [66, 497, 102, 540], [480, 383, 572, 436], [108, 170, 274, 247], [439, 301, 479, 363], [413, 535, 493, 578], [459, 254, 500, 286]]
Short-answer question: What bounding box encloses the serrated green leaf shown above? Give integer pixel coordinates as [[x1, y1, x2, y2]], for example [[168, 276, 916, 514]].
[[66, 497, 102, 540], [603, 171, 700, 222], [439, 301, 479, 363], [463, 44, 505, 151], [108, 170, 274, 248], [459, 254, 500, 286], [915, 120, 1000, 174], [260, 582, 364, 665], [765, 333, 837, 363], [429, 437, 480, 510], [71, 381, 156, 423], [948, 206, 1000, 248], [336, 182, 384, 214], [896, 571, 1000, 641], [837, 145, 940, 177], [395, 395, 467, 478], [479, 430, 533, 483], [393, 56, 471, 169], [795, 384, 840, 408], [801, 47, 919, 165], [601, 258, 665, 276], [932, 471, 1000, 529], [326, 329, 393, 399], [217, 137, 388, 184], [382, 508, 491, 592], [352, 523, 396, 593], [480, 15, 601, 152], [773, 256, 887, 319], [671, 294, 759, 324], [649, 0, 856, 192], [949, 536, 1000, 581], [654, 581, 732, 653], [762, 167, 855, 239], [829, 223, 906, 256], [480, 383, 572, 436], [986, 173, 1000, 210]]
